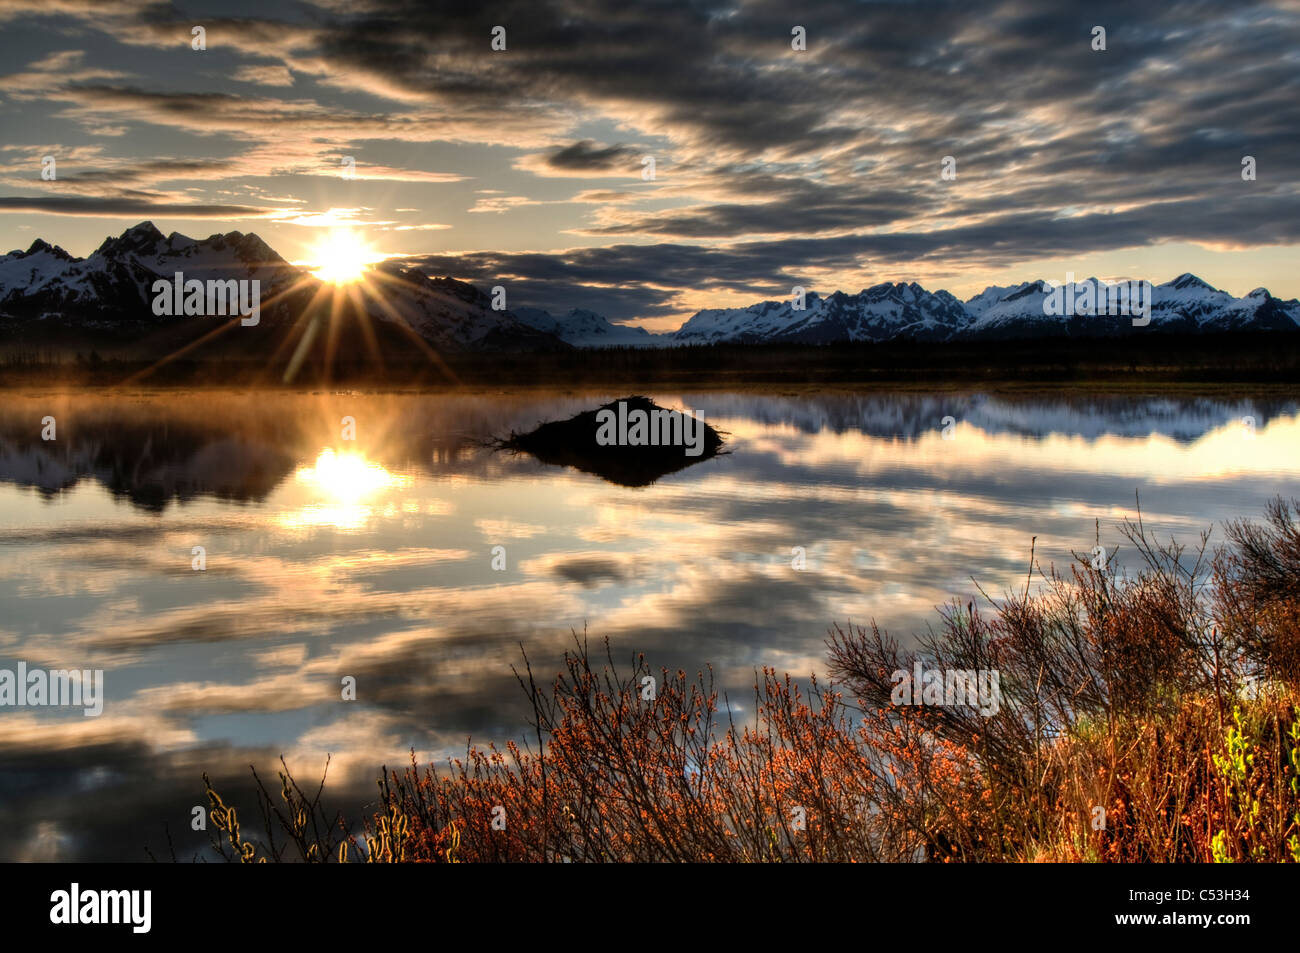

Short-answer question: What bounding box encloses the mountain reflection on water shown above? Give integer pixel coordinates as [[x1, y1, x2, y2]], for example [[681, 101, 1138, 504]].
[[0, 391, 1290, 507]]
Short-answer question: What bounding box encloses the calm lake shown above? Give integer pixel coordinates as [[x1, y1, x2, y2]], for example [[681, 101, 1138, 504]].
[[1, 387, 1297, 860]]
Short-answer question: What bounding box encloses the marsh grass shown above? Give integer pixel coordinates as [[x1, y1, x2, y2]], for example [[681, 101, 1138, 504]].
[[198, 498, 1300, 862]]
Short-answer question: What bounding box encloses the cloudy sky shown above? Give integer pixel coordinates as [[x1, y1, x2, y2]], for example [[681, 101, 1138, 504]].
[[1, 0, 1298, 330]]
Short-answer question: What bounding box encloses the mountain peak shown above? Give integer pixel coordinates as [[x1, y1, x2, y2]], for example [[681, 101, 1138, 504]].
[[1166, 272, 1215, 291], [126, 220, 162, 238], [94, 221, 165, 257], [214, 229, 280, 264], [21, 237, 74, 261]]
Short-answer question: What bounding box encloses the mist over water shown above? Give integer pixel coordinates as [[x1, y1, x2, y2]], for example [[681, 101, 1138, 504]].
[[1, 388, 1297, 861]]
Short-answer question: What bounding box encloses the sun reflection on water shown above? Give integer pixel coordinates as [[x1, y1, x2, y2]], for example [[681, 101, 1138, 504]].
[[297, 449, 407, 500], [282, 448, 412, 529]]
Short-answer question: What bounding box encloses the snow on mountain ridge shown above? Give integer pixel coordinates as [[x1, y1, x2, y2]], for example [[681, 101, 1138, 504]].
[[0, 222, 569, 353], [0, 221, 311, 330], [673, 282, 970, 345], [669, 274, 1300, 345]]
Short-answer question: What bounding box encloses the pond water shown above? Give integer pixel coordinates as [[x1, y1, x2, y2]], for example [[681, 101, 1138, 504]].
[[0, 388, 1296, 860]]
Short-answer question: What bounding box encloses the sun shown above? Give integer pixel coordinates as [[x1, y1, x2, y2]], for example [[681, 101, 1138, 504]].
[[310, 229, 376, 284]]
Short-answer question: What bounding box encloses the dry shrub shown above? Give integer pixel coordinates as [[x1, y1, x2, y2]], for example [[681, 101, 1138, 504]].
[[199, 498, 1300, 862]]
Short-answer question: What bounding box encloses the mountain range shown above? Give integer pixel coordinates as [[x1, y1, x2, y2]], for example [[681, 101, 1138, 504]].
[[0, 222, 566, 364], [2, 223, 1297, 360], [667, 276, 1300, 346]]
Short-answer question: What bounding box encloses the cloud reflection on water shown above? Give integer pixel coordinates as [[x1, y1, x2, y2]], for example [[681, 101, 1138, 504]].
[[0, 389, 1297, 859]]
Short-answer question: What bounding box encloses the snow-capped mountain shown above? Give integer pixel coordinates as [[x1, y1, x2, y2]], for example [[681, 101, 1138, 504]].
[[512, 306, 667, 348], [673, 283, 971, 345], [1151, 274, 1300, 333], [664, 275, 1300, 346], [0, 222, 302, 330], [961, 274, 1300, 339], [0, 222, 567, 355]]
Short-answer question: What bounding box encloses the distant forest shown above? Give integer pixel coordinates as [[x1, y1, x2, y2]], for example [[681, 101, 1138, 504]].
[[2, 332, 1299, 389]]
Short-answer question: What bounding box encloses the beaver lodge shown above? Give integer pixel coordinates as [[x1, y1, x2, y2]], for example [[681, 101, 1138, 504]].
[[497, 395, 725, 487]]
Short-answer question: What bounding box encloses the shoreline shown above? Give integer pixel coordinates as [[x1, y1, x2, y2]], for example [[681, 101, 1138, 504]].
[[0, 377, 1296, 399], [2, 333, 1298, 395]]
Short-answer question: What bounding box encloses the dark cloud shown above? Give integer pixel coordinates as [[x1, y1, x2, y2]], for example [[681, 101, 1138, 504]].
[[541, 140, 637, 172], [0, 196, 279, 217], [406, 187, 1300, 318], [54, 159, 239, 185], [404, 245, 792, 320]]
